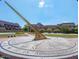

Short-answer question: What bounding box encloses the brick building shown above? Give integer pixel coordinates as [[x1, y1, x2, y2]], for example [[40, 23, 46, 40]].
[[28, 23, 76, 33], [0, 20, 21, 32]]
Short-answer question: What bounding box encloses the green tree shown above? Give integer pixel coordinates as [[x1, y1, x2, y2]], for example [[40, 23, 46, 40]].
[[60, 26, 71, 33], [74, 26, 78, 34], [22, 25, 28, 32]]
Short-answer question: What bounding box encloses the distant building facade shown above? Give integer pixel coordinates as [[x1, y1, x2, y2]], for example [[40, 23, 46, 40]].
[[0, 20, 21, 32], [27, 23, 76, 33], [58, 23, 75, 32]]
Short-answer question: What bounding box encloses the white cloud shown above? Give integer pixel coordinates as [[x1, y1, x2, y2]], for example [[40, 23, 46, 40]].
[[39, 0, 45, 8]]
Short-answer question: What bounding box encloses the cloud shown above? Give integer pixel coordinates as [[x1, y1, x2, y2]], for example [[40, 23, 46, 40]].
[[38, 0, 54, 8], [39, 0, 45, 8]]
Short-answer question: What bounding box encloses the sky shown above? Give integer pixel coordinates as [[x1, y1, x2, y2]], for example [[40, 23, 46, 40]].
[[0, 0, 78, 27]]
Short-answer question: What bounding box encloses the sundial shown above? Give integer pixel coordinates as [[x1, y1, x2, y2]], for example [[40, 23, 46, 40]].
[[0, 0, 78, 59], [4, 1, 47, 41]]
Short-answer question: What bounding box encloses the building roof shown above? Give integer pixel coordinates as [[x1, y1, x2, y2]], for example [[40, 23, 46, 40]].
[[0, 20, 19, 26]]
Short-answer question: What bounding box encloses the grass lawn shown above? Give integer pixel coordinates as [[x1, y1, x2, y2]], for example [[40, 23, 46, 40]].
[[45, 34, 78, 38], [0, 32, 78, 38], [0, 32, 27, 38]]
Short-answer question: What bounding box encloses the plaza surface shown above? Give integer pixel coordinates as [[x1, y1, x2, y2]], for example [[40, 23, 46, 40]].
[[0, 34, 78, 59]]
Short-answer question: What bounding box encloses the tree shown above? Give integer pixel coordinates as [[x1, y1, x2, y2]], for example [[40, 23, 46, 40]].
[[22, 25, 28, 32], [59, 26, 72, 33], [53, 29, 61, 33], [73, 26, 78, 34]]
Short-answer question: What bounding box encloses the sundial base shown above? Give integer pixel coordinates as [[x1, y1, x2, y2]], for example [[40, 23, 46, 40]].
[[0, 36, 78, 59]]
